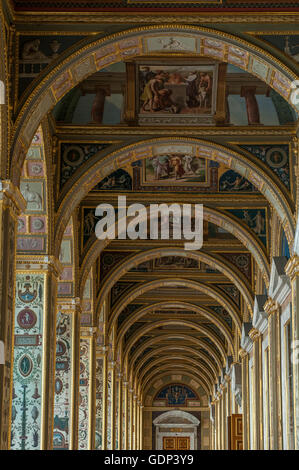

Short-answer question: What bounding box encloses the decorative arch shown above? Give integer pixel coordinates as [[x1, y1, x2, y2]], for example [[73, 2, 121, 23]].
[[11, 24, 299, 186], [116, 301, 234, 351], [141, 365, 212, 397], [137, 356, 215, 389], [81, 202, 270, 294], [144, 372, 208, 405], [132, 346, 218, 385], [56, 138, 294, 264], [127, 333, 223, 372], [93, 248, 254, 320], [122, 319, 228, 364], [107, 278, 242, 334], [153, 410, 200, 426]]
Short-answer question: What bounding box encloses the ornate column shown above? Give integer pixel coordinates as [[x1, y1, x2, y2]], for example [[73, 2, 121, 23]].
[[133, 393, 138, 450], [117, 372, 123, 450], [78, 327, 96, 450], [139, 404, 144, 450], [239, 322, 253, 451], [264, 298, 283, 449], [54, 298, 81, 450], [89, 329, 97, 450], [241, 86, 260, 125], [249, 328, 262, 450], [252, 295, 268, 450], [286, 256, 299, 449], [209, 397, 216, 450], [123, 380, 128, 449], [128, 388, 134, 450], [108, 360, 116, 449], [101, 347, 108, 450], [12, 255, 62, 450], [95, 346, 105, 450], [0, 181, 25, 449]]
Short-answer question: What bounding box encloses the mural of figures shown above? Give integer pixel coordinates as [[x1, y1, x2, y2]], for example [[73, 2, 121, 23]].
[[219, 170, 256, 192], [18, 35, 87, 98], [92, 169, 132, 191], [144, 154, 207, 185], [11, 274, 45, 450], [257, 34, 299, 63], [139, 65, 214, 117], [154, 384, 198, 406], [154, 256, 198, 270], [227, 208, 267, 247]]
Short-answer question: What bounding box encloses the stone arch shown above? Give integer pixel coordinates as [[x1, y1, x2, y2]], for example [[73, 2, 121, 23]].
[[141, 365, 212, 397], [116, 301, 234, 351], [153, 410, 200, 426], [81, 203, 270, 295], [93, 248, 254, 321], [11, 24, 299, 185], [107, 278, 242, 334], [144, 372, 209, 404], [138, 357, 215, 392], [132, 346, 218, 384], [127, 333, 223, 372], [55, 138, 294, 263], [122, 319, 228, 364]]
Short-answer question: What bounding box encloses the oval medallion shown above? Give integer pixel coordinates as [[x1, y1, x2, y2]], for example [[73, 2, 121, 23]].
[[56, 340, 66, 357], [55, 378, 63, 395], [19, 355, 33, 377]]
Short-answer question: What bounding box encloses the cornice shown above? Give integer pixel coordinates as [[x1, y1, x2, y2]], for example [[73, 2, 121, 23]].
[[55, 125, 297, 137], [285, 255, 299, 281], [13, 12, 299, 25]]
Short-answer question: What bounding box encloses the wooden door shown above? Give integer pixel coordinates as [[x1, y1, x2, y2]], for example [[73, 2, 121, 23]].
[[228, 414, 243, 450], [163, 436, 190, 450]]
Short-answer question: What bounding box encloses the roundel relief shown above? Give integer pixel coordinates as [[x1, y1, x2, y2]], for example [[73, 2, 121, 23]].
[[19, 355, 33, 378], [17, 308, 37, 329]]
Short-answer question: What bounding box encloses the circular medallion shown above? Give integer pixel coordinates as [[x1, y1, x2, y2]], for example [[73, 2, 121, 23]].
[[63, 146, 84, 167], [30, 163, 43, 175], [17, 308, 37, 329], [266, 148, 288, 169], [235, 254, 249, 269], [32, 218, 44, 231]]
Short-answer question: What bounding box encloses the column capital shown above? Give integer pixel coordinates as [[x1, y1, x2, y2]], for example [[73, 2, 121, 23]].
[[263, 297, 279, 315], [239, 348, 248, 359], [249, 327, 262, 342], [0, 180, 26, 215], [285, 255, 299, 280]]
